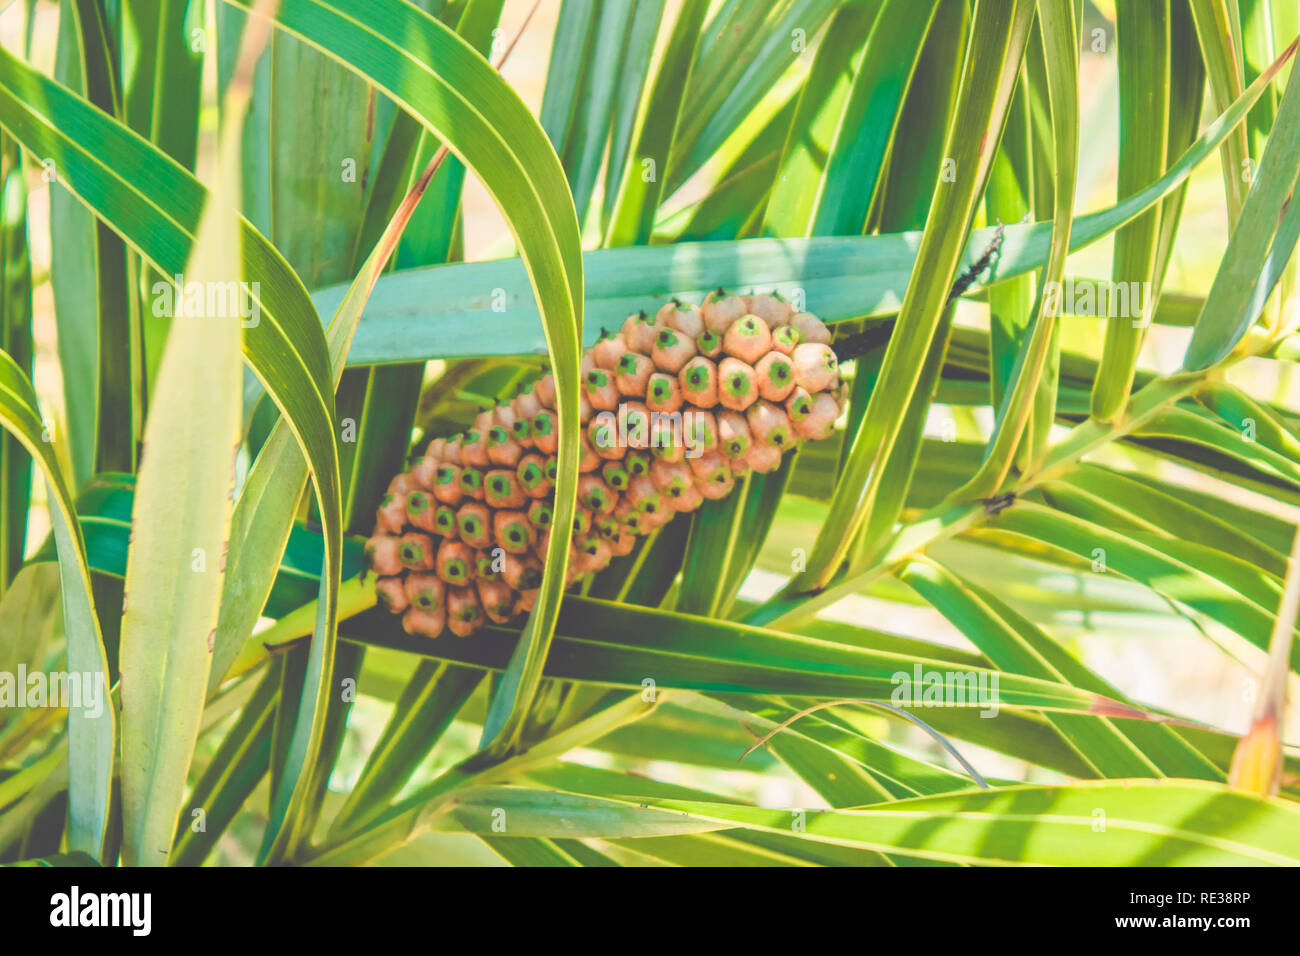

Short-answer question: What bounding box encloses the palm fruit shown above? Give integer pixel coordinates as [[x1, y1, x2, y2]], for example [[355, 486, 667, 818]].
[[679, 356, 717, 408], [754, 351, 796, 402], [747, 400, 793, 452], [791, 343, 838, 392], [367, 293, 847, 638], [717, 357, 759, 411], [747, 292, 794, 328], [651, 327, 696, 373], [723, 315, 771, 364], [701, 288, 748, 334], [645, 372, 682, 414], [659, 298, 704, 338], [790, 312, 832, 345], [696, 330, 723, 359], [717, 410, 751, 460], [615, 350, 654, 397]]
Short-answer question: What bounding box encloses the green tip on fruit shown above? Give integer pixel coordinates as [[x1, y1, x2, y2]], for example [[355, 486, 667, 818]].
[[400, 540, 427, 567], [625, 450, 650, 475], [434, 507, 456, 535], [528, 501, 553, 528], [603, 462, 630, 489], [409, 576, 443, 611], [519, 461, 544, 489]]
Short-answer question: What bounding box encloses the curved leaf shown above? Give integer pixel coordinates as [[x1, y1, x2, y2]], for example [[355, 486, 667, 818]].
[[117, 104, 247, 867], [318, 25, 1295, 368], [589, 781, 1300, 865], [0, 350, 112, 860], [0, 35, 346, 860]]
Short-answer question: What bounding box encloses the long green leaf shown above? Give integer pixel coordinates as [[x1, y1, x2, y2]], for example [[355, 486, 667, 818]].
[[1184, 45, 1300, 368], [1189, 0, 1250, 222], [760, 2, 878, 236], [955, 0, 1077, 495], [52, 0, 136, 481], [118, 62, 248, 868], [787, 0, 1036, 590], [0, 33, 348, 858], [317, 38, 1293, 367], [583, 781, 1300, 865], [332, 596, 1149, 718], [802, 0, 938, 236], [901, 558, 1221, 779], [541, 0, 637, 225], [600, 0, 665, 231], [224, 0, 582, 769], [1090, 0, 1171, 422], [604, 0, 709, 246], [168, 663, 279, 866], [992, 499, 1300, 670], [0, 134, 31, 591], [330, 661, 481, 836], [0, 351, 113, 859], [666, 0, 839, 195]]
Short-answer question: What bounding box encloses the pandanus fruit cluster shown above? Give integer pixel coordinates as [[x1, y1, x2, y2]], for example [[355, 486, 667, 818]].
[[366, 291, 847, 637]]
